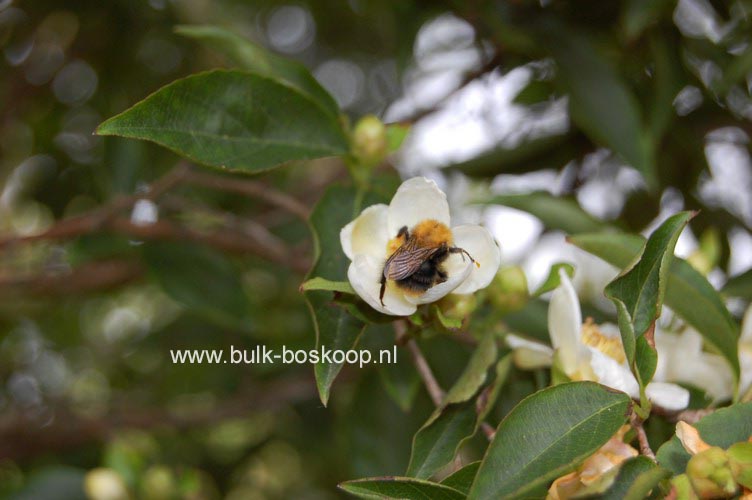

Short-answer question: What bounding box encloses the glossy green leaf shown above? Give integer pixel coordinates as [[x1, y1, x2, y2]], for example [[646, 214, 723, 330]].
[[175, 25, 339, 116], [723, 268, 752, 300], [440, 462, 480, 495], [300, 277, 354, 294], [601, 456, 656, 499], [544, 26, 655, 188], [480, 192, 611, 234], [97, 70, 349, 173], [468, 381, 632, 500], [656, 402, 752, 475], [605, 212, 692, 365], [339, 477, 465, 500], [570, 232, 740, 381], [444, 333, 498, 405], [143, 242, 252, 331], [304, 185, 366, 406], [406, 402, 478, 479], [623, 465, 671, 500], [532, 263, 575, 297]]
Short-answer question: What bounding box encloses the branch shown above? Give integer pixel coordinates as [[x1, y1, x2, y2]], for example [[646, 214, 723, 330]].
[[630, 409, 656, 461], [180, 169, 310, 220], [0, 259, 144, 297], [0, 374, 317, 461]]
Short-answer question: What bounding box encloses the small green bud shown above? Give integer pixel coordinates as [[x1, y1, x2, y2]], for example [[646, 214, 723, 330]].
[[352, 115, 387, 167], [437, 293, 478, 320], [687, 447, 738, 498], [727, 441, 752, 489], [488, 266, 528, 314], [671, 474, 699, 500]]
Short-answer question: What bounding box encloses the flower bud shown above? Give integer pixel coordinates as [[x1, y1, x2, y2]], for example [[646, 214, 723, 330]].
[[727, 441, 752, 490], [687, 446, 738, 498], [84, 468, 130, 500], [671, 474, 699, 500], [351, 115, 387, 167], [488, 266, 528, 314], [437, 293, 478, 320]]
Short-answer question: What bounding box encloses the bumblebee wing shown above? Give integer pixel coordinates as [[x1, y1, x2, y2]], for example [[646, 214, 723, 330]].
[[384, 244, 440, 281]]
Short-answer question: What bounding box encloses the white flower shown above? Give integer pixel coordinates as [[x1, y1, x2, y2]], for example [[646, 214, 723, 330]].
[[340, 177, 501, 316], [739, 305, 752, 399], [653, 322, 734, 403], [506, 269, 690, 411]]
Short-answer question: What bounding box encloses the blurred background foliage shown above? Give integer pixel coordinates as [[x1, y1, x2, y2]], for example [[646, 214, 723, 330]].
[[0, 0, 751, 498]]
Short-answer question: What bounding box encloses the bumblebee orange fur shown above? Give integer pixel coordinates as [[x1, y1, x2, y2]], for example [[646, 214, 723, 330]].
[[411, 220, 453, 247]]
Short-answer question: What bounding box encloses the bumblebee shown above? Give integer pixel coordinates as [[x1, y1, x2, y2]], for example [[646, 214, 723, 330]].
[[379, 220, 476, 306]]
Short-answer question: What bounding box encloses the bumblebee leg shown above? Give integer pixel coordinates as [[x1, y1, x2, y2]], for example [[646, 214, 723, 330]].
[[379, 274, 387, 306], [449, 246, 476, 264]]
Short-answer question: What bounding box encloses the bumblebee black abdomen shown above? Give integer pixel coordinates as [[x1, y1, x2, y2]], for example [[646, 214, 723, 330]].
[[395, 247, 449, 293]]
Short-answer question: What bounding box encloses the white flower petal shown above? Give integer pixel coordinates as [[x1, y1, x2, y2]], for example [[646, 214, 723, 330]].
[[739, 348, 752, 398], [403, 253, 471, 305], [340, 204, 389, 261], [506, 334, 554, 370], [347, 254, 416, 316], [450, 225, 501, 295], [645, 382, 690, 411], [387, 177, 450, 236], [741, 304, 752, 343], [549, 269, 584, 371], [588, 348, 640, 398]]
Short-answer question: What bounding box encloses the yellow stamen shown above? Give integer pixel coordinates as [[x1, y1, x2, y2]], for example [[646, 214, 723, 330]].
[[581, 318, 626, 364]]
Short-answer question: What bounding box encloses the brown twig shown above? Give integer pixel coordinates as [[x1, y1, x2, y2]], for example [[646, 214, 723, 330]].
[[630, 410, 656, 461], [0, 374, 317, 461], [180, 169, 310, 220], [0, 259, 144, 296], [406, 338, 446, 407]]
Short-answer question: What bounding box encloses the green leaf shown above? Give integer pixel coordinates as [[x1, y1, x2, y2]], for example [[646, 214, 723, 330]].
[[604, 212, 692, 366], [570, 231, 741, 383], [449, 133, 574, 178], [300, 277, 355, 294], [543, 26, 655, 188], [406, 402, 478, 479], [532, 263, 575, 298], [622, 465, 671, 500], [601, 456, 656, 499], [723, 268, 752, 300], [304, 185, 367, 405], [440, 462, 480, 495], [143, 242, 252, 331], [513, 79, 555, 105], [339, 477, 465, 500], [622, 0, 675, 40], [175, 25, 339, 117], [97, 70, 349, 173], [379, 354, 421, 412], [656, 402, 752, 475], [468, 381, 632, 500], [444, 334, 498, 405], [479, 192, 611, 234]]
